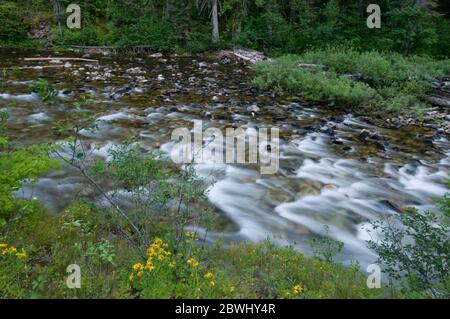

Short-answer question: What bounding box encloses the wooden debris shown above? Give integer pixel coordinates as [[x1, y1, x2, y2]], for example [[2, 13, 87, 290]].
[[232, 48, 269, 64], [23, 57, 99, 63]]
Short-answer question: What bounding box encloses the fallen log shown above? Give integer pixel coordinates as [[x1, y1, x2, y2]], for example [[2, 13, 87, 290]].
[[232, 48, 269, 64], [23, 57, 99, 63], [19, 65, 67, 70]]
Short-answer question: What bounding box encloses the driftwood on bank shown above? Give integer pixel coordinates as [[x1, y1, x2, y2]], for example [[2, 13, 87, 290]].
[[19, 65, 68, 70], [232, 48, 269, 64], [23, 57, 99, 63]]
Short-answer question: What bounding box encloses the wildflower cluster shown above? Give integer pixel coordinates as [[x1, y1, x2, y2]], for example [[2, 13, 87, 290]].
[[187, 257, 199, 268], [0, 243, 27, 259], [128, 236, 220, 293], [185, 231, 199, 241], [129, 237, 172, 281], [283, 283, 304, 298], [204, 271, 216, 287]]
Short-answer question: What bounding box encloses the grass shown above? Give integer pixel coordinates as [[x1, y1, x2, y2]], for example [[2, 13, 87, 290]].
[[0, 201, 381, 299], [252, 47, 450, 117]]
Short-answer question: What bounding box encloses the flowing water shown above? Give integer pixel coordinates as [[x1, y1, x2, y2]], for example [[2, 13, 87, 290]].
[[1, 49, 448, 266]]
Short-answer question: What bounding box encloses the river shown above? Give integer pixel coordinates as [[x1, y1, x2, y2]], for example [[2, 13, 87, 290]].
[[1, 49, 448, 266]]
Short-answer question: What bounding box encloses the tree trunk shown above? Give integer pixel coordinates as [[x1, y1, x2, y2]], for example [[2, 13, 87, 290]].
[[211, 0, 220, 45], [52, 0, 63, 39]]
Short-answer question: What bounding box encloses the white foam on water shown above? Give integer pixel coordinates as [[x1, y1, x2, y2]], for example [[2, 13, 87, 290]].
[[27, 112, 50, 123], [294, 133, 331, 158], [0, 92, 39, 102], [384, 163, 448, 200], [96, 111, 145, 123]]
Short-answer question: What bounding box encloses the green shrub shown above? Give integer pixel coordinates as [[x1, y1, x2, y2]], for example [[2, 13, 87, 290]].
[[0, 3, 28, 45], [367, 207, 449, 298], [0, 110, 57, 224], [236, 12, 292, 53], [59, 25, 106, 46], [253, 48, 450, 116], [252, 54, 377, 107], [109, 16, 178, 51]]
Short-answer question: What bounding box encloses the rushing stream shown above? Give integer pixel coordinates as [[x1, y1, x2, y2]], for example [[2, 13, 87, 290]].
[[1, 49, 449, 266]]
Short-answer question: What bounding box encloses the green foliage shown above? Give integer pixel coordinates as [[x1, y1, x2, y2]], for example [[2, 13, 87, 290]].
[[367, 207, 449, 298], [0, 242, 29, 298], [29, 79, 59, 104], [253, 48, 450, 116], [0, 110, 58, 224], [110, 17, 177, 51], [309, 225, 344, 264], [0, 2, 28, 45], [1, 202, 131, 298], [252, 54, 377, 107], [1, 0, 450, 57], [89, 143, 214, 246], [0, 204, 379, 299], [236, 11, 293, 53], [58, 26, 106, 46], [0, 144, 58, 223]]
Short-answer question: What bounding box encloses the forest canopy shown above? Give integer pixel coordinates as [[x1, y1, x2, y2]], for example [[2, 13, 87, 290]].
[[0, 0, 449, 57]]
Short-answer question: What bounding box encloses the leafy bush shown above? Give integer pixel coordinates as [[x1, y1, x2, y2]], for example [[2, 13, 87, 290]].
[[0, 110, 57, 224], [236, 12, 292, 53], [253, 48, 450, 116], [109, 16, 178, 51], [252, 54, 377, 107], [0, 2, 28, 45], [367, 208, 449, 298], [59, 26, 106, 46], [309, 225, 344, 264]]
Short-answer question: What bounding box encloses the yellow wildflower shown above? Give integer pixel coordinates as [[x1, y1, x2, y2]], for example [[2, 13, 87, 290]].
[[7, 247, 17, 254], [16, 252, 27, 259], [229, 286, 236, 293], [187, 258, 199, 268], [0, 243, 7, 249], [132, 263, 144, 271], [293, 284, 303, 295], [146, 265, 156, 272], [152, 237, 164, 247], [204, 272, 214, 279], [208, 280, 216, 287], [137, 271, 144, 278], [129, 274, 135, 281], [185, 231, 195, 238]]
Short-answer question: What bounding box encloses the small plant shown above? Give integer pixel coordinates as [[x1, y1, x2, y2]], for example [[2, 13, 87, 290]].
[[309, 225, 344, 264], [29, 79, 58, 104], [85, 239, 116, 267]]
